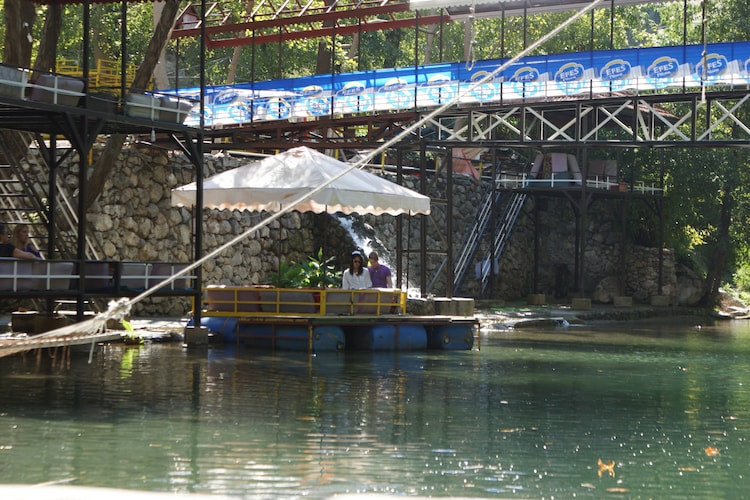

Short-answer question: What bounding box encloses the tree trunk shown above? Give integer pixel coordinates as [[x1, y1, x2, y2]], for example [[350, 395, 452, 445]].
[[699, 187, 733, 307], [84, 0, 181, 211], [152, 1, 172, 89], [2, 0, 39, 164], [315, 0, 336, 74], [227, 46, 242, 84], [2, 0, 35, 67], [32, 3, 62, 77]]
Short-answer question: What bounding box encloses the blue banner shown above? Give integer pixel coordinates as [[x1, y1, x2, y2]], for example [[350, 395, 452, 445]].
[[162, 41, 750, 127]]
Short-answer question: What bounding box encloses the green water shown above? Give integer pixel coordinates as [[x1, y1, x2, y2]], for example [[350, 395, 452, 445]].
[[1, 315, 749, 498]]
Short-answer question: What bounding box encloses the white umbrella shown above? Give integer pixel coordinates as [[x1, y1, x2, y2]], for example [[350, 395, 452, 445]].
[[171, 146, 430, 216]]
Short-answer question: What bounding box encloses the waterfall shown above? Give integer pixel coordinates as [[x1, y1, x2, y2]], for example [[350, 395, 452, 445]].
[[334, 215, 421, 297]]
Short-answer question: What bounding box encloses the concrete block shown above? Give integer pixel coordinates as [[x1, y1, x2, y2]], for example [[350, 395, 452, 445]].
[[433, 297, 455, 316], [613, 296, 633, 307], [528, 293, 546, 305], [571, 297, 592, 310], [183, 326, 209, 347], [33, 314, 73, 334], [650, 295, 671, 307], [453, 297, 475, 316], [11, 311, 38, 333], [406, 298, 435, 316]]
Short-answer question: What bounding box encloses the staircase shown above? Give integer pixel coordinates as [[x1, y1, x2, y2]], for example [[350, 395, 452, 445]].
[[452, 184, 526, 296], [0, 132, 102, 261], [0, 132, 50, 254], [0, 132, 105, 312], [476, 191, 526, 296]]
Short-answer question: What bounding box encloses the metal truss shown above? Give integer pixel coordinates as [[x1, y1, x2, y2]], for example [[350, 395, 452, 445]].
[[172, 0, 448, 49], [196, 110, 422, 151], [194, 88, 750, 152], [421, 88, 750, 148]]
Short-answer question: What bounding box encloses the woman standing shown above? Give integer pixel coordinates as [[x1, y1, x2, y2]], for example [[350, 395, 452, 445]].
[[342, 250, 372, 289]]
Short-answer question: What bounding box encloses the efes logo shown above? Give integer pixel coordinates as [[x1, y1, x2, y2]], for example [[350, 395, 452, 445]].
[[263, 97, 291, 120], [510, 66, 540, 83], [380, 78, 411, 108], [509, 66, 543, 96], [380, 77, 408, 92], [695, 53, 728, 80], [554, 62, 584, 82], [300, 85, 324, 97], [600, 59, 632, 81], [469, 70, 497, 101], [337, 81, 366, 96], [214, 89, 239, 105], [424, 74, 451, 86], [647, 56, 679, 80], [424, 74, 455, 104], [336, 81, 370, 113], [470, 70, 494, 83], [554, 62, 586, 94]]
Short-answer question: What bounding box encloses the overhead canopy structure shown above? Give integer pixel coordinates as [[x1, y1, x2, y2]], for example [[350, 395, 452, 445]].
[[171, 146, 430, 216], [168, 0, 670, 47], [410, 0, 667, 17]]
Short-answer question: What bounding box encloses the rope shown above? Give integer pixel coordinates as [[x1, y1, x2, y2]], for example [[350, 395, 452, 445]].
[[466, 2, 478, 72], [1, 0, 605, 357]]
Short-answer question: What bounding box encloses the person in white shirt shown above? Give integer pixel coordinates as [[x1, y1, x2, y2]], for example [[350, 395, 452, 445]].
[[342, 250, 372, 289]]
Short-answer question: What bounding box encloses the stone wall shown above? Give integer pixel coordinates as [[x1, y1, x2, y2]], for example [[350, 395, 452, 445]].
[[22, 146, 692, 315]]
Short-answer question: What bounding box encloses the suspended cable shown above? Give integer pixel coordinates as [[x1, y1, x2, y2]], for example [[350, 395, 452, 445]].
[[466, 2, 477, 71]]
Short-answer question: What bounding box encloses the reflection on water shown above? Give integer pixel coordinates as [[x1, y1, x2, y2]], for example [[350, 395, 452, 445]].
[[1, 316, 750, 498]]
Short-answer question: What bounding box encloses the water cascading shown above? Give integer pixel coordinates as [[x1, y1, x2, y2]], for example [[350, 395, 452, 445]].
[[334, 215, 421, 297]]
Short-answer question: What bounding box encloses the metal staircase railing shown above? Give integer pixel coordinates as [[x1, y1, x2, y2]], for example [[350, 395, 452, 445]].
[[452, 184, 498, 292], [0, 133, 107, 313], [0, 132, 102, 262], [478, 191, 526, 295], [0, 132, 49, 253], [451, 185, 527, 296]]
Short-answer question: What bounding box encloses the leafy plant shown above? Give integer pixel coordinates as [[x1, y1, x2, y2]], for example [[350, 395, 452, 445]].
[[121, 319, 144, 344], [270, 248, 342, 288]]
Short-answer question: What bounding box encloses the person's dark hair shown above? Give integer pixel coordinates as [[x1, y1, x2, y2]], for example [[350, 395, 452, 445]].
[[349, 250, 364, 276], [0, 223, 6, 234]]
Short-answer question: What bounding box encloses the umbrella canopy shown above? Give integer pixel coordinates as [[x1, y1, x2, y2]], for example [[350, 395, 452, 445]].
[[171, 146, 430, 216]]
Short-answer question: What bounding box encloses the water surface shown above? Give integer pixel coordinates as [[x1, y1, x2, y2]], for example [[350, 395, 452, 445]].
[[1, 315, 749, 498]]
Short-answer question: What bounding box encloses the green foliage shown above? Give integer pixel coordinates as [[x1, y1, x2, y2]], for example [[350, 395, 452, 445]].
[[121, 319, 144, 344], [732, 263, 750, 295], [270, 248, 342, 288]]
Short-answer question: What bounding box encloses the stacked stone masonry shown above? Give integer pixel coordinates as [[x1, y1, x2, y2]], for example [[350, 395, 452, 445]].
[[11, 147, 698, 315]]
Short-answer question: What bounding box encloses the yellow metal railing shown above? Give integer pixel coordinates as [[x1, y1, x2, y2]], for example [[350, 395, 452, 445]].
[[202, 286, 407, 317], [56, 58, 142, 91]]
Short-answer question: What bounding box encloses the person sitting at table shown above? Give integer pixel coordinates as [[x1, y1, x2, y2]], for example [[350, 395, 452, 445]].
[[342, 250, 372, 289], [12, 223, 42, 258], [0, 222, 39, 259], [367, 251, 393, 288]]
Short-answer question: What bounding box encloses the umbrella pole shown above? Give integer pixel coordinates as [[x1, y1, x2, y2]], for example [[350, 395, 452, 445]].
[[322, 209, 327, 287], [277, 223, 282, 287]]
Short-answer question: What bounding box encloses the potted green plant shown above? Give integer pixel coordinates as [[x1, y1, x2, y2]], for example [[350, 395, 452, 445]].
[[270, 248, 342, 288]]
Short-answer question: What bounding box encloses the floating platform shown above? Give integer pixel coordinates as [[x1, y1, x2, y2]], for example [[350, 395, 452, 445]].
[[198, 286, 478, 352]]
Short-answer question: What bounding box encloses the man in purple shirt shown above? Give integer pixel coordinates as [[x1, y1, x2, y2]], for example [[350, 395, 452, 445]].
[[367, 251, 392, 288]]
